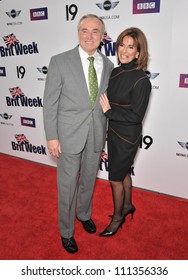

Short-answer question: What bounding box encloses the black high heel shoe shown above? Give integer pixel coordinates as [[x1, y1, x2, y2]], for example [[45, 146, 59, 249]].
[[99, 217, 125, 237], [109, 204, 136, 220]]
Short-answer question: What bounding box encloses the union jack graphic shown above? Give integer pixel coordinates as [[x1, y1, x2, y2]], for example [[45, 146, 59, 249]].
[[102, 33, 113, 44], [15, 134, 29, 145], [2, 33, 19, 48], [100, 150, 108, 171], [9, 86, 24, 100], [101, 151, 108, 161]]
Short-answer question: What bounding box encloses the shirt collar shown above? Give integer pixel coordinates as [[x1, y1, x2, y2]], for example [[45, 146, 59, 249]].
[[79, 45, 98, 62]]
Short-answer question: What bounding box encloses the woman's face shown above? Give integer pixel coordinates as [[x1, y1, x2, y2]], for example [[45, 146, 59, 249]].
[[118, 35, 139, 64]]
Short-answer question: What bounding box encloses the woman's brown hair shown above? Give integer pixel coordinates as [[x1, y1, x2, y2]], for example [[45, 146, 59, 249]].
[[116, 27, 149, 70]]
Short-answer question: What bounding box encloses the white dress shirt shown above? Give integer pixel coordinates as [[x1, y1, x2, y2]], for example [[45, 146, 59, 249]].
[[79, 46, 103, 96]]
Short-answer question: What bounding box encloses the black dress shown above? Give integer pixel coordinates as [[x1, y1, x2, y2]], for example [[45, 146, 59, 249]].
[[105, 59, 151, 181]]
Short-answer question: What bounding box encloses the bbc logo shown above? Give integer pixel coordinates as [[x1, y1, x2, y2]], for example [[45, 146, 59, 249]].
[[133, 0, 160, 14], [179, 74, 188, 88], [137, 2, 155, 10]]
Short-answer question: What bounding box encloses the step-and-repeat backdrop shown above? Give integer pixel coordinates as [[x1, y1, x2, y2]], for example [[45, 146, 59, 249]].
[[0, 0, 188, 199]]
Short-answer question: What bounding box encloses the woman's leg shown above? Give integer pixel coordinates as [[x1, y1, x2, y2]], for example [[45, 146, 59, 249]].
[[122, 173, 135, 218], [106, 180, 125, 232]]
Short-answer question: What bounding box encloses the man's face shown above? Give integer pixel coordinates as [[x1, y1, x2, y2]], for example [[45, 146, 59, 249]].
[[78, 17, 104, 56]]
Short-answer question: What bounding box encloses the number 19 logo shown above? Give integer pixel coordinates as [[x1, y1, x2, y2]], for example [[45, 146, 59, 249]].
[[66, 4, 78, 21], [139, 135, 153, 149]]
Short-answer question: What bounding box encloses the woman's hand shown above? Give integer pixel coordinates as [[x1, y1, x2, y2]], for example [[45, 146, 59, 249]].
[[100, 93, 111, 113]]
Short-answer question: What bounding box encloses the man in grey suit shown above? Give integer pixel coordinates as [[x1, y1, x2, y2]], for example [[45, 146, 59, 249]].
[[43, 14, 113, 253]]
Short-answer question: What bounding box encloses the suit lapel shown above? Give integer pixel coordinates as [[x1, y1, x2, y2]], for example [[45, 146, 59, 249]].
[[69, 47, 91, 104]]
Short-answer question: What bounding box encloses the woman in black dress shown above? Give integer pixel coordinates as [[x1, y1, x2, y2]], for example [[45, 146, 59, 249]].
[[99, 27, 151, 236]]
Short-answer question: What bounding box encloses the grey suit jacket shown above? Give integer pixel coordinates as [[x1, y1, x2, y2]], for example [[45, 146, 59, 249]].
[[43, 46, 114, 154]]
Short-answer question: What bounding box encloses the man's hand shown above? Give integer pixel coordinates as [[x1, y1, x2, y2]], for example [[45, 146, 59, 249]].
[[47, 139, 61, 158]]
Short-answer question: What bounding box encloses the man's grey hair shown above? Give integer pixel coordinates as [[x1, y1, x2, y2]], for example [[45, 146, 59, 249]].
[[77, 14, 105, 33]]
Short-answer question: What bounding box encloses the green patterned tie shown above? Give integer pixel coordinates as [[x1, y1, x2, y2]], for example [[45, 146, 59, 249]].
[[88, 56, 98, 106]]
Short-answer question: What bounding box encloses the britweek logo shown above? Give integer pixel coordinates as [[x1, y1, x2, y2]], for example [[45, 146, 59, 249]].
[[0, 33, 39, 58], [30, 7, 48, 21], [99, 150, 108, 171], [133, 0, 160, 14], [6, 86, 43, 107], [99, 150, 135, 175], [98, 33, 116, 57], [11, 134, 46, 155], [179, 74, 188, 88]]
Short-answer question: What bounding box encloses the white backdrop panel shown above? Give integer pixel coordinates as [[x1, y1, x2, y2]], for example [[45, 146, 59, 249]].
[[0, 0, 188, 199]]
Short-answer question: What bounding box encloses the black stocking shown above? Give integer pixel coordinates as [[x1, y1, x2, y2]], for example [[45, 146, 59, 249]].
[[122, 173, 133, 215], [107, 181, 124, 231]]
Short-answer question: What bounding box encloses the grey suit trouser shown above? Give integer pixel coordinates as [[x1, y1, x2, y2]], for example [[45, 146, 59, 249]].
[[57, 121, 102, 238]]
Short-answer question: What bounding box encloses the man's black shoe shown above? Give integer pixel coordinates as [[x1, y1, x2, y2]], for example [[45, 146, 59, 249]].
[[78, 218, 96, 233], [61, 237, 78, 253]]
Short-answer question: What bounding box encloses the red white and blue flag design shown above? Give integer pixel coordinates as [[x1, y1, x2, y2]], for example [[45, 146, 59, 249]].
[[9, 87, 24, 100], [15, 134, 29, 145], [3, 33, 19, 48], [102, 33, 113, 44], [101, 151, 108, 161]]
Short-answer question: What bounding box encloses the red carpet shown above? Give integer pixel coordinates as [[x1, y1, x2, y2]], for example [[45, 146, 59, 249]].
[[0, 153, 188, 260]]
